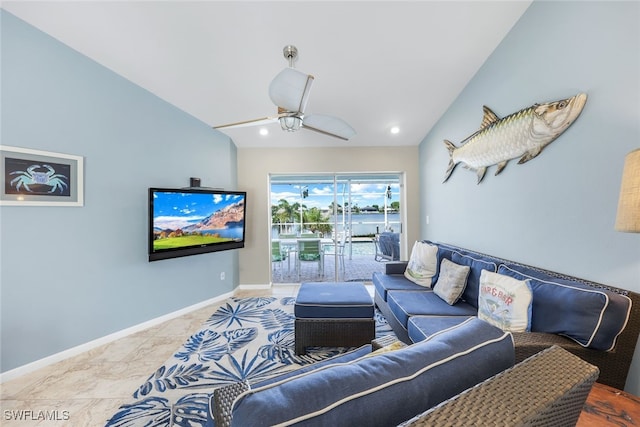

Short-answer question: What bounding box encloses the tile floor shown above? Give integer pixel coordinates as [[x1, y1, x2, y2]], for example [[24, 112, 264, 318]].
[[0, 285, 302, 427], [272, 253, 386, 284]]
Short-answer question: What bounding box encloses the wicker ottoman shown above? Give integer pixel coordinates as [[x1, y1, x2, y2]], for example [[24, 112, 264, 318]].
[[294, 282, 375, 355]]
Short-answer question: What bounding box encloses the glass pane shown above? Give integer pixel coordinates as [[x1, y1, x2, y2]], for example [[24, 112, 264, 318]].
[[270, 173, 402, 284]]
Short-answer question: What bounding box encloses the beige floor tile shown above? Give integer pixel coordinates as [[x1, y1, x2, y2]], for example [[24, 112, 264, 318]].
[[0, 287, 282, 425], [1, 398, 114, 427]]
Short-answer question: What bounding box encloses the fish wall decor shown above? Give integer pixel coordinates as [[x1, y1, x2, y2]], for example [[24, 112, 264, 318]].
[[443, 93, 587, 184]]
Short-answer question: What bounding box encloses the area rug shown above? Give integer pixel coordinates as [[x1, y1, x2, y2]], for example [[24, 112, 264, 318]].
[[105, 295, 394, 426]]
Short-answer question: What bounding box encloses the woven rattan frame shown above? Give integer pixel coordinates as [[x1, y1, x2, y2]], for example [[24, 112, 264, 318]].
[[399, 345, 599, 427], [212, 381, 249, 427], [294, 318, 375, 355]]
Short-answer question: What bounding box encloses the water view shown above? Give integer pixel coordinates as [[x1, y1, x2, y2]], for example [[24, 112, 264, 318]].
[[273, 213, 400, 238], [329, 212, 401, 236]]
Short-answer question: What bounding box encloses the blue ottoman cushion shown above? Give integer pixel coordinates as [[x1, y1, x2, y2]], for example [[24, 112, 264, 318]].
[[295, 282, 374, 319]]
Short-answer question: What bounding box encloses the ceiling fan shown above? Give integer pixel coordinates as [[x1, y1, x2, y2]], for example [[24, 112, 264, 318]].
[[214, 45, 356, 141]]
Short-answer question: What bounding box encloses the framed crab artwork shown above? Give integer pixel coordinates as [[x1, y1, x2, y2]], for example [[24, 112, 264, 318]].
[[0, 146, 84, 206]]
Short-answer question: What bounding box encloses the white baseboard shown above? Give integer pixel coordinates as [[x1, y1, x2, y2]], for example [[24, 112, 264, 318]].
[[237, 283, 272, 290], [0, 292, 234, 383]]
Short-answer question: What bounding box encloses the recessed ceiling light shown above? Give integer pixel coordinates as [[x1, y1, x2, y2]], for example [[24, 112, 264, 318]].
[[390, 126, 400, 134], [259, 128, 269, 136]]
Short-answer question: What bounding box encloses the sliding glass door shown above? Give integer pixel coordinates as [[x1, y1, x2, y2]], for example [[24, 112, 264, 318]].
[[270, 173, 403, 283]]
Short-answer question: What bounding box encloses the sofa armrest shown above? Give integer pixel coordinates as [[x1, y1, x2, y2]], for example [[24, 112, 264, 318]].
[[399, 345, 599, 426], [385, 261, 408, 275], [212, 381, 250, 427], [211, 340, 384, 427]]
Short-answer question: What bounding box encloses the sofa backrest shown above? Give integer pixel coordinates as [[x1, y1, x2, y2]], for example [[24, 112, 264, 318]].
[[430, 242, 497, 309], [425, 240, 638, 353], [230, 317, 514, 427], [497, 264, 631, 351]]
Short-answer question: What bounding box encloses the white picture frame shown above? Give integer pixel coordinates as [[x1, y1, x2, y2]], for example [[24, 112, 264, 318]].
[[0, 145, 84, 207]]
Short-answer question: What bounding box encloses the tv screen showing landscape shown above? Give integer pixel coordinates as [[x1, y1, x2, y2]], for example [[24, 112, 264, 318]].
[[148, 187, 246, 261]]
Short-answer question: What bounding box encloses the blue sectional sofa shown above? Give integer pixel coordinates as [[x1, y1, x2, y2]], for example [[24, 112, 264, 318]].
[[373, 240, 640, 390]]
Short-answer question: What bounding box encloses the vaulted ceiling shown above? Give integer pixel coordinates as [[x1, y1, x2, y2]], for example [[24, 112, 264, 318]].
[[2, 1, 532, 148]]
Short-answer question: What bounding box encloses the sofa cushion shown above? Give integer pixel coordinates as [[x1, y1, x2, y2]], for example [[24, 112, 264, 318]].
[[498, 264, 632, 350], [252, 344, 373, 388], [208, 344, 373, 426], [427, 244, 477, 286], [407, 316, 474, 343], [451, 251, 498, 309], [431, 244, 458, 282], [404, 241, 438, 287], [230, 318, 514, 427], [433, 259, 471, 305], [387, 290, 477, 329], [478, 270, 533, 333], [373, 271, 427, 302]]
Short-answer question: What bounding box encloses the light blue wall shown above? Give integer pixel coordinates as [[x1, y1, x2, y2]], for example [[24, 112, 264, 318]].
[[0, 11, 239, 372], [419, 1, 640, 394]]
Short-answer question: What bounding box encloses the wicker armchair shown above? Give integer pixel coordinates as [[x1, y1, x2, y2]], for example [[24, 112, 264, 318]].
[[211, 344, 598, 427]]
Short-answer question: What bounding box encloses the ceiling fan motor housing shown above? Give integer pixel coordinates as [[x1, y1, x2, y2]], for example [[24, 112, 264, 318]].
[[283, 45, 298, 67]]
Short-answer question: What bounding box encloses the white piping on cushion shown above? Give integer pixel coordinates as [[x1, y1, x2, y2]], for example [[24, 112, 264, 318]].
[[233, 317, 483, 414], [407, 316, 475, 342], [499, 264, 631, 350], [273, 331, 513, 427], [451, 250, 498, 273]]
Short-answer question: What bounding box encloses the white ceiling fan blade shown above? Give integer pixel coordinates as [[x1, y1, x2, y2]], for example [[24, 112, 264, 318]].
[[302, 114, 356, 141], [214, 116, 278, 130], [269, 68, 314, 114]]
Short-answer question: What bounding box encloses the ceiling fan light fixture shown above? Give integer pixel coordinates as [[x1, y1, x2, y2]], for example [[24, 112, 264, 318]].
[[214, 45, 355, 141], [269, 68, 314, 114], [279, 116, 302, 132]]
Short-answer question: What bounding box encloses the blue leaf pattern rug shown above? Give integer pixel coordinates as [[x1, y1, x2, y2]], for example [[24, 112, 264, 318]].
[[106, 296, 394, 426]]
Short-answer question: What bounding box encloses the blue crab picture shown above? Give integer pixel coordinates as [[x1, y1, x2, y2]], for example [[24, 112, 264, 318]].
[[9, 164, 69, 194]]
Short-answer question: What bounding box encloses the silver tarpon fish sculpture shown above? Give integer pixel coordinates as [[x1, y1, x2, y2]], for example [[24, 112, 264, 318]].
[[443, 93, 587, 184]]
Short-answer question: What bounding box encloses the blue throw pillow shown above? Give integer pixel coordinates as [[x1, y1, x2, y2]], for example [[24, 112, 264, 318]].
[[498, 264, 631, 350]]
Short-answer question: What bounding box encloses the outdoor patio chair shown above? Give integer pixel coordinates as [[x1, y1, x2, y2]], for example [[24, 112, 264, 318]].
[[296, 239, 323, 280], [374, 232, 400, 261], [324, 233, 347, 276], [271, 240, 287, 279]]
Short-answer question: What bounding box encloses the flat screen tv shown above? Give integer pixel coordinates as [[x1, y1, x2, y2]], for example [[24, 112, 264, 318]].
[[148, 187, 246, 262]]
